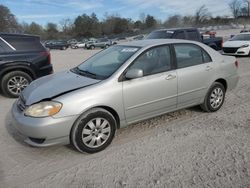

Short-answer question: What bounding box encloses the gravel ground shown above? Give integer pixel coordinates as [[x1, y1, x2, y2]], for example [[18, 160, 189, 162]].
[[0, 47, 250, 188]]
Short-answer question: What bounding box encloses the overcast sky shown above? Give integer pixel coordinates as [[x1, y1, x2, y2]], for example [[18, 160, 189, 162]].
[[1, 0, 233, 25]]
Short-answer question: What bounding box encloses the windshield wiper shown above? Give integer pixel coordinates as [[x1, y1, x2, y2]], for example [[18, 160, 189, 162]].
[[72, 67, 104, 80], [80, 69, 97, 77]]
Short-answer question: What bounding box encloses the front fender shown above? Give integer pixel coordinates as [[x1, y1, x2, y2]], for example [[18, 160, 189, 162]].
[[52, 81, 125, 123]]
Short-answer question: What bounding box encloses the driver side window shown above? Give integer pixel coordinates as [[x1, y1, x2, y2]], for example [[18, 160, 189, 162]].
[[128, 45, 171, 77]]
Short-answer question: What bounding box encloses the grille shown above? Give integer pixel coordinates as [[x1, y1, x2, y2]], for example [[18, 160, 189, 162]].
[[17, 95, 26, 112], [222, 47, 239, 54]]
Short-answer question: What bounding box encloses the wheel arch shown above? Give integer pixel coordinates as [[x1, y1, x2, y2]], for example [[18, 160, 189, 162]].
[[0, 65, 36, 81], [93, 106, 121, 129], [72, 105, 121, 130], [214, 78, 228, 91]]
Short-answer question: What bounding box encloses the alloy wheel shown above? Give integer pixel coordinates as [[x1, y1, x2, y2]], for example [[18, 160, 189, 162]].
[[210, 87, 224, 109], [7, 76, 29, 95], [82, 118, 111, 148]]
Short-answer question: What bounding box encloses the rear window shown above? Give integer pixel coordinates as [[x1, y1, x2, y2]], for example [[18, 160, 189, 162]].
[[186, 30, 199, 41], [174, 44, 203, 68], [0, 44, 5, 53], [146, 31, 173, 39], [174, 31, 185, 39], [2, 36, 45, 51], [0, 39, 14, 52]]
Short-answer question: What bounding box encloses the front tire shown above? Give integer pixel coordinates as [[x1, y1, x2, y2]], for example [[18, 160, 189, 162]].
[[201, 82, 225, 112], [1, 71, 32, 98], [70, 108, 117, 153]]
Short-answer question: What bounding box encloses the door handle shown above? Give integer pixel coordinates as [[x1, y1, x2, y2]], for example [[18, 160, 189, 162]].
[[165, 74, 176, 80], [205, 66, 212, 71]]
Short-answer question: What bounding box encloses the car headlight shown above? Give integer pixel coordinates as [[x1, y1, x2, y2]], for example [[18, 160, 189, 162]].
[[24, 101, 62, 118], [240, 44, 249, 48]]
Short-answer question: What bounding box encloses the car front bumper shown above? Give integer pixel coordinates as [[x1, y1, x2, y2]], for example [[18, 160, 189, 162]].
[[222, 47, 249, 56], [10, 101, 78, 147]]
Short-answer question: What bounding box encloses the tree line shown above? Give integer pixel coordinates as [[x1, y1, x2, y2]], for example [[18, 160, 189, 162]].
[[0, 2, 249, 40], [229, 0, 250, 18]]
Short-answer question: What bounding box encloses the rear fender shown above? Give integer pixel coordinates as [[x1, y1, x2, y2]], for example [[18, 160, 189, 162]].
[[0, 63, 36, 79]]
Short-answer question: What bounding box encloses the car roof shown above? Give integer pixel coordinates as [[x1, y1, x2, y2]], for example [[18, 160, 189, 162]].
[[0, 33, 40, 39], [238, 32, 250, 34], [152, 27, 197, 32], [118, 39, 195, 48]]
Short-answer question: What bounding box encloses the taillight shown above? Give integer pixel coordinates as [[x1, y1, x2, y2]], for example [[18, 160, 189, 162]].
[[235, 60, 239, 68], [40, 51, 51, 64]]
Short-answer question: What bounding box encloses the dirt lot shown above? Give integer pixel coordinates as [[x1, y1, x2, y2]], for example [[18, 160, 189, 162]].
[[0, 47, 250, 188]]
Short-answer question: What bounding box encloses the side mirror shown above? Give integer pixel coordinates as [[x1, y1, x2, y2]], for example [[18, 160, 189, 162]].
[[125, 69, 143, 79]]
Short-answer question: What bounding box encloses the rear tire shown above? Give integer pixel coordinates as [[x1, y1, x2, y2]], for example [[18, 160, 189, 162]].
[[1, 71, 32, 98], [201, 82, 225, 112], [70, 108, 117, 154], [90, 45, 95, 50]]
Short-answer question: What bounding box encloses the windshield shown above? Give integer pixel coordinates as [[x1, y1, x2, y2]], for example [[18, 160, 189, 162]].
[[146, 31, 173, 39], [75, 45, 140, 79], [231, 34, 250, 41]]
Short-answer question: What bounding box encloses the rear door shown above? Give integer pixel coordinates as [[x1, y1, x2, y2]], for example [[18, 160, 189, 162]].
[[173, 43, 215, 108], [122, 45, 177, 123]]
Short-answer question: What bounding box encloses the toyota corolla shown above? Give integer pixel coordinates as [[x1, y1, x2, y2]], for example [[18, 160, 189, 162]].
[[11, 39, 239, 153]]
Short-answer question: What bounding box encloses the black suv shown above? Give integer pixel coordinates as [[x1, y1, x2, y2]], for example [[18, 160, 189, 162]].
[[0, 33, 53, 98]]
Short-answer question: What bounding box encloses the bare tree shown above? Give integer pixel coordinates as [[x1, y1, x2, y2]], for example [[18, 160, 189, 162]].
[[194, 5, 211, 26], [229, 0, 241, 18], [164, 15, 182, 28], [244, 0, 250, 17], [0, 5, 19, 32], [59, 18, 74, 37]]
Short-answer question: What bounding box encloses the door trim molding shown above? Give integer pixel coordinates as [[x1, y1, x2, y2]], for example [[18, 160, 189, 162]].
[[126, 94, 177, 110]]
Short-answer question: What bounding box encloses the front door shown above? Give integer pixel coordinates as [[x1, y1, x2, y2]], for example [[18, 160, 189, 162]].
[[122, 45, 178, 123]]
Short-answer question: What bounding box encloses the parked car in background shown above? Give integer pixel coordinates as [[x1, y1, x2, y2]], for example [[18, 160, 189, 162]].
[[111, 37, 127, 45], [45, 40, 69, 50], [133, 35, 144, 40], [11, 39, 238, 153], [240, 29, 250, 33], [70, 39, 89, 49], [85, 38, 112, 49], [85, 41, 96, 49], [0, 33, 53, 98], [72, 41, 86, 49], [67, 39, 78, 48], [223, 32, 250, 56], [146, 28, 223, 50]]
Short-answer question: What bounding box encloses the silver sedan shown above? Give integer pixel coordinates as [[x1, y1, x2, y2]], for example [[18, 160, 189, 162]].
[[10, 39, 239, 153]]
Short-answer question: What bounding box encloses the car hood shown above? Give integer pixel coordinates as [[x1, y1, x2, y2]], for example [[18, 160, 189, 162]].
[[223, 40, 250, 48], [22, 71, 101, 105]]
